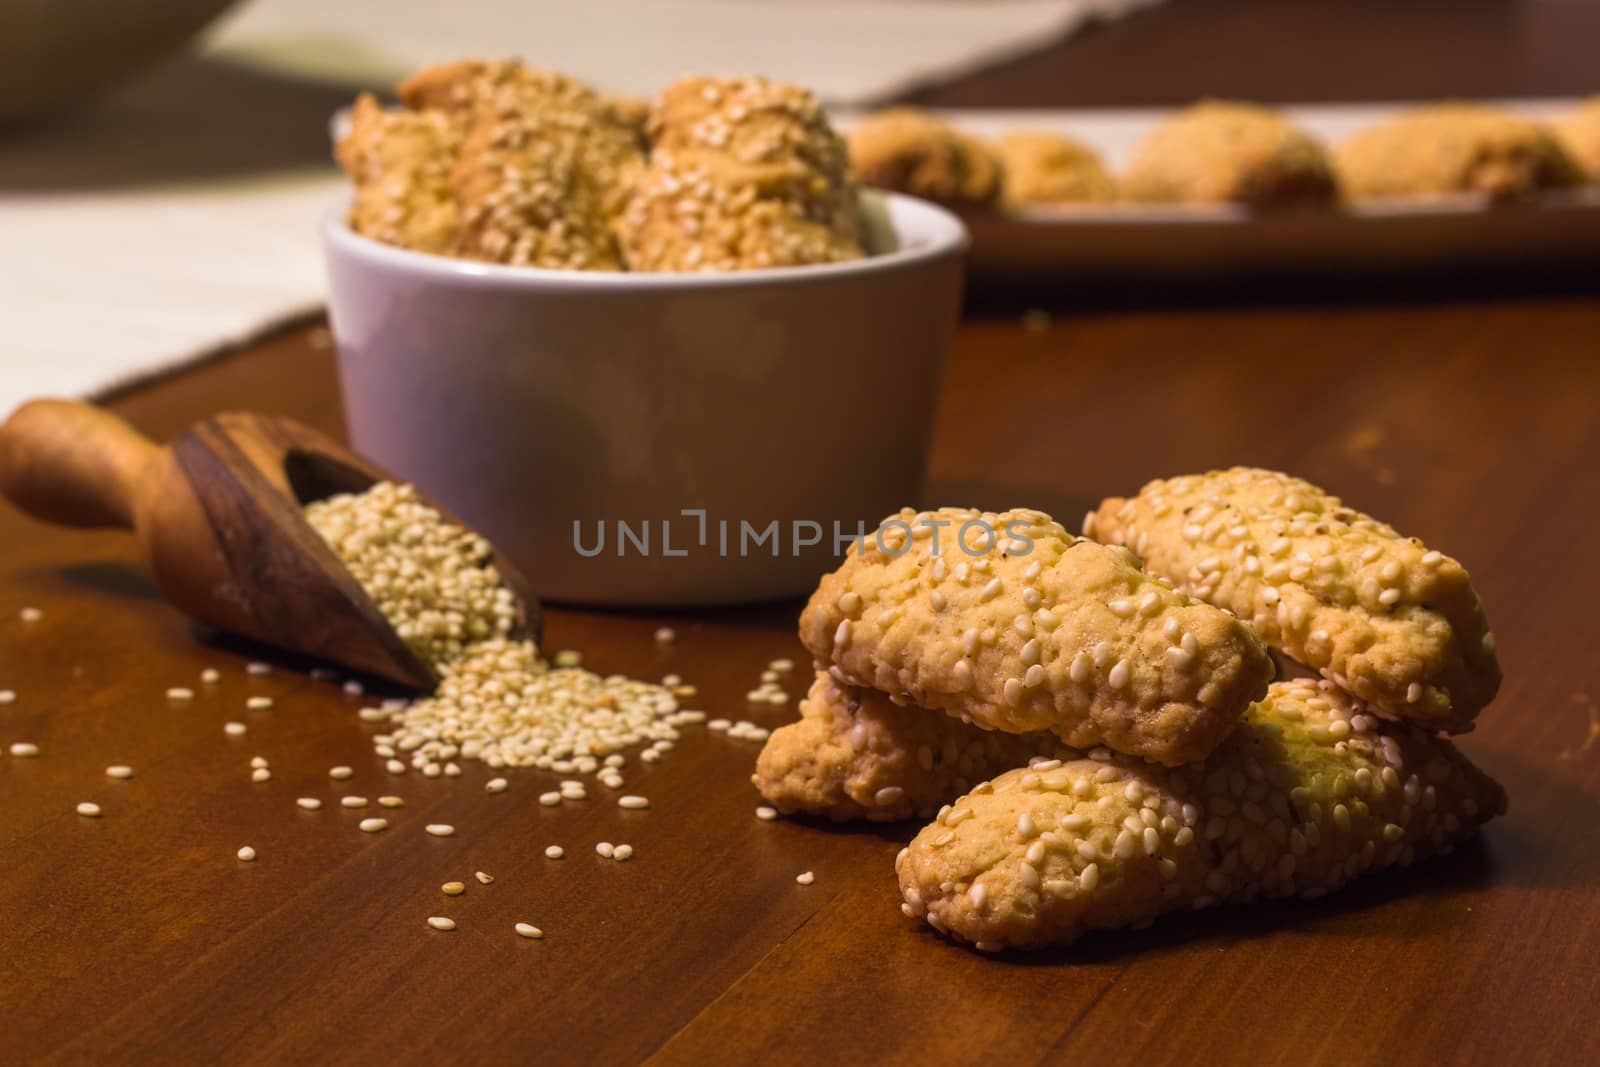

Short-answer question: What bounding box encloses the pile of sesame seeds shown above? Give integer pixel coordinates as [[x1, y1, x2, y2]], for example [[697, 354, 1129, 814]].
[[304, 481, 698, 777]]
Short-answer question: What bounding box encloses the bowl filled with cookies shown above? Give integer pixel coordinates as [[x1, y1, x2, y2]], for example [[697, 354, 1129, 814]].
[[324, 60, 968, 608]]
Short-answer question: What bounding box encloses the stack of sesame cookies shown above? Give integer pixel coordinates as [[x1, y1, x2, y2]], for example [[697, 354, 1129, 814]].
[[336, 60, 865, 272], [756, 480, 1506, 952]]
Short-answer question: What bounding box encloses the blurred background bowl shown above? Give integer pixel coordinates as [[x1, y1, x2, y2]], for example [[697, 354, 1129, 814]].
[[0, 0, 240, 124]]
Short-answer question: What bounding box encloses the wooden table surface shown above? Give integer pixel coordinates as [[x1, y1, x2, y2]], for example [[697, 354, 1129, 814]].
[[5, 2, 1600, 1064]]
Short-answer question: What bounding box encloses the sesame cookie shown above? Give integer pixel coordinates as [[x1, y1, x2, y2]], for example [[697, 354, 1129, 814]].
[[847, 108, 1002, 207], [336, 93, 463, 255], [620, 76, 865, 272], [897, 679, 1506, 951], [754, 672, 1068, 822], [799, 507, 1274, 766], [1121, 101, 1338, 207], [1085, 468, 1501, 732], [994, 131, 1116, 209], [1334, 103, 1581, 201], [398, 58, 646, 223], [1554, 97, 1600, 183]]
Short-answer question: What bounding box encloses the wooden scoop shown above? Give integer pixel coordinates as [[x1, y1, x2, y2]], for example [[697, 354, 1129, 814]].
[[0, 399, 540, 690]]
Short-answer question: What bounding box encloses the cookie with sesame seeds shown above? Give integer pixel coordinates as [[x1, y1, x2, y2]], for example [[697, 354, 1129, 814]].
[[1121, 101, 1338, 207], [336, 93, 464, 255], [398, 58, 646, 223], [799, 507, 1274, 766], [847, 108, 1002, 208], [994, 131, 1116, 209], [754, 672, 1069, 823], [621, 75, 865, 272], [1334, 104, 1582, 202], [897, 679, 1506, 951], [1085, 468, 1501, 732]]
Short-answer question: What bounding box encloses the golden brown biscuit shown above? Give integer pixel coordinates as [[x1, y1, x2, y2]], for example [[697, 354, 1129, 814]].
[[621, 75, 864, 272], [1334, 103, 1581, 201], [1086, 468, 1501, 732], [799, 507, 1274, 766], [897, 679, 1506, 951], [1553, 97, 1600, 183], [847, 107, 1002, 207], [1121, 101, 1337, 206], [398, 58, 645, 224], [994, 131, 1115, 208], [335, 93, 463, 255], [753, 671, 1070, 822]]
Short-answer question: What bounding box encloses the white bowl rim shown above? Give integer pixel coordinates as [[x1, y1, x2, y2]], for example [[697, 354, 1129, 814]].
[[322, 189, 969, 291]]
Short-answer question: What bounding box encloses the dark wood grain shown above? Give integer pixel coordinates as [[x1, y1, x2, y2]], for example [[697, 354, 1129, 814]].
[[4, 3, 1600, 1064]]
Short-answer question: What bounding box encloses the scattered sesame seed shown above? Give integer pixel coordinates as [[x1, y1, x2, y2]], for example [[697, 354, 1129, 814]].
[[246, 696, 274, 711], [795, 871, 815, 886], [769, 658, 795, 672], [474, 871, 493, 884], [200, 669, 221, 684], [544, 845, 565, 859], [20, 606, 43, 622], [224, 722, 246, 736], [250, 756, 269, 769], [237, 846, 256, 862], [539, 791, 562, 806], [486, 777, 508, 793], [358, 818, 388, 833], [377, 795, 405, 808], [425, 824, 455, 837], [297, 797, 322, 810], [105, 765, 133, 780], [341, 796, 368, 808], [252, 768, 272, 783], [167, 687, 195, 701], [654, 626, 676, 644], [427, 916, 456, 931], [515, 922, 543, 939], [618, 795, 649, 810], [328, 766, 353, 780], [442, 881, 466, 896], [596, 842, 614, 858], [756, 806, 778, 821], [343, 681, 364, 696], [553, 650, 582, 667], [246, 662, 272, 677], [613, 844, 634, 861], [76, 801, 101, 817], [0, 690, 13, 705], [386, 759, 406, 774]]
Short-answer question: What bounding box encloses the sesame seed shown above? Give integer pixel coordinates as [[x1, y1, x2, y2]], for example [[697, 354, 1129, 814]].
[[796, 871, 815, 885], [167, 687, 195, 701], [224, 722, 246, 736], [246, 696, 274, 711], [297, 797, 322, 810], [486, 777, 508, 793], [343, 681, 364, 696], [545, 845, 565, 859], [769, 658, 794, 672], [475, 871, 493, 884], [756, 806, 778, 821], [341, 796, 368, 808], [442, 881, 466, 895], [613, 843, 634, 861], [654, 626, 676, 644], [328, 766, 353, 780], [386, 759, 406, 774], [20, 606, 43, 622], [618, 795, 649, 810], [252, 768, 272, 783], [595, 842, 614, 858], [425, 824, 455, 836], [377, 795, 405, 808], [427, 916, 456, 931], [539, 791, 562, 806], [250, 756, 269, 769], [1108, 660, 1131, 689], [515, 922, 544, 939], [105, 765, 133, 780], [200, 669, 220, 684], [76, 801, 101, 817], [237, 846, 257, 862], [358, 818, 388, 833]]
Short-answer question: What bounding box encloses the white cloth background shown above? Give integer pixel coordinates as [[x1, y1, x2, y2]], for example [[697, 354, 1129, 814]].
[[0, 0, 1163, 416]]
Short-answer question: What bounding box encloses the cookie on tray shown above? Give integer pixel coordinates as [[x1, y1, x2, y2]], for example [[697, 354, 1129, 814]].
[[994, 131, 1116, 208], [1121, 101, 1338, 207], [848, 107, 1003, 208]]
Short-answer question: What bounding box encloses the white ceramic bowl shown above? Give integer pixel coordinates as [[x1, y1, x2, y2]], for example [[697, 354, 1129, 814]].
[[322, 191, 968, 607]]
